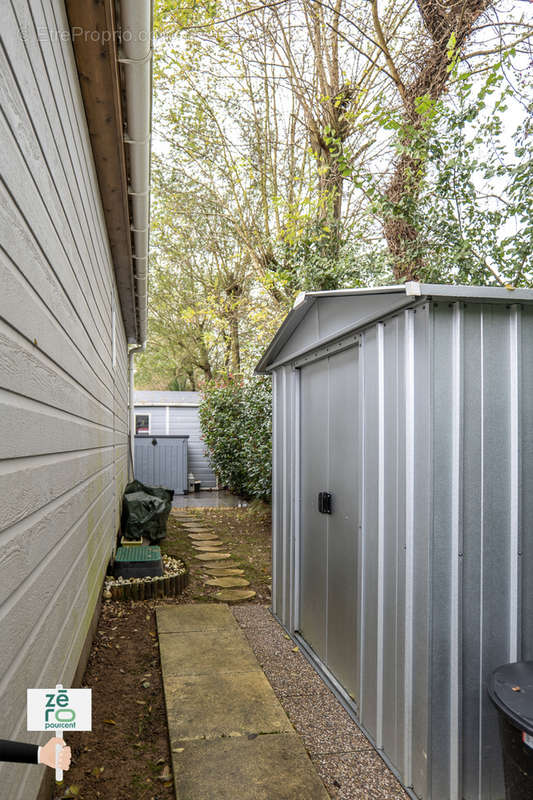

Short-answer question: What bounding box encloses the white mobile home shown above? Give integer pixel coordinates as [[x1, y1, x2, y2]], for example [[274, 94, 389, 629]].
[[0, 2, 151, 798]]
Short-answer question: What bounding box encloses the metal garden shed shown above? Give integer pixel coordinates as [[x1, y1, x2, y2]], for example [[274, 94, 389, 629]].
[[257, 282, 533, 800], [134, 391, 217, 489]]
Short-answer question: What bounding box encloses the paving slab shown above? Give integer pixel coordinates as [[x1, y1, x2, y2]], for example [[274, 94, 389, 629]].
[[171, 733, 330, 800], [160, 629, 259, 677], [157, 603, 238, 633], [164, 671, 293, 742], [158, 605, 330, 800]]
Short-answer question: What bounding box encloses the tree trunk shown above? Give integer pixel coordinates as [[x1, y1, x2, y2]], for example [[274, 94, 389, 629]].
[[383, 0, 492, 280]]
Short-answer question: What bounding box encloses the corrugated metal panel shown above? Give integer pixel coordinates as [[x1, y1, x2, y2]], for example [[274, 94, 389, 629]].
[[257, 283, 533, 375], [268, 291, 533, 800]]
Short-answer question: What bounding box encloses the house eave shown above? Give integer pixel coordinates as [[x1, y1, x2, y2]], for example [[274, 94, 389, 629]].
[[65, 0, 151, 345]]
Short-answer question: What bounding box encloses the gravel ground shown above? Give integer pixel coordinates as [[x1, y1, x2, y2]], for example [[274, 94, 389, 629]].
[[232, 605, 409, 800]]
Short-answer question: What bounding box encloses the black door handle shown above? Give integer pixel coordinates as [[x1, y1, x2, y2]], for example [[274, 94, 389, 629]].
[[152, 438, 157, 446], [318, 492, 332, 514]]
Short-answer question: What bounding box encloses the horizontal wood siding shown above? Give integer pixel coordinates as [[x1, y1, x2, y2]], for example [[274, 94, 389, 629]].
[[0, 4, 130, 799]]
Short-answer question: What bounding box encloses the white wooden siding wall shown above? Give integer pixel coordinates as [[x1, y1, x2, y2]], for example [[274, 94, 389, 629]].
[[0, 4, 129, 799], [135, 406, 217, 488]]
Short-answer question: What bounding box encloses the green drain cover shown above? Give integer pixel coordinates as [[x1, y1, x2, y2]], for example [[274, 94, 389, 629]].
[[115, 545, 162, 569], [114, 545, 163, 578]]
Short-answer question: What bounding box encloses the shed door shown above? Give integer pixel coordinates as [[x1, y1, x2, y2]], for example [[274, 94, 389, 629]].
[[299, 346, 360, 699]]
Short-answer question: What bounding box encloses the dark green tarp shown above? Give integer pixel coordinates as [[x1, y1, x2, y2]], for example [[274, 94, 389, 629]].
[[122, 480, 174, 543]]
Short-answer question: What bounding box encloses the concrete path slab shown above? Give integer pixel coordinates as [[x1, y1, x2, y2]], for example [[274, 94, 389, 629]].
[[157, 603, 238, 633], [164, 671, 293, 742], [157, 605, 330, 799], [171, 734, 330, 799], [160, 629, 259, 677]]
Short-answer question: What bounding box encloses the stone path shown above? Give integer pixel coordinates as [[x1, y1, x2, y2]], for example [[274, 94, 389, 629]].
[[156, 604, 330, 800], [172, 509, 256, 602]]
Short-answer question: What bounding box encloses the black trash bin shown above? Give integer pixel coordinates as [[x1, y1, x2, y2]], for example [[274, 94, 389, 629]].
[[489, 661, 533, 799]]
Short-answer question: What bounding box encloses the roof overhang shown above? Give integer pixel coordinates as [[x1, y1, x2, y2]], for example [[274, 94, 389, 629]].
[[65, 0, 151, 345]]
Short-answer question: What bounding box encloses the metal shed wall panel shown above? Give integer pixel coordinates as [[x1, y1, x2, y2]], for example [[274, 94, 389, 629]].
[[269, 293, 533, 800], [0, 5, 130, 800], [271, 367, 298, 626]]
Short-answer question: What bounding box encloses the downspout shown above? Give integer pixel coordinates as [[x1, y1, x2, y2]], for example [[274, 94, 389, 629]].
[[128, 344, 145, 479]]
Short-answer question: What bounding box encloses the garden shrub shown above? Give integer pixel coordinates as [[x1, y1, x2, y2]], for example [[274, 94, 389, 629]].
[[199, 377, 272, 501]]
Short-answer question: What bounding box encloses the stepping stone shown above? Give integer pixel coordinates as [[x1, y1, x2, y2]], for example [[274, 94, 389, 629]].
[[191, 539, 224, 546], [193, 545, 224, 552], [215, 589, 256, 602], [188, 533, 218, 540], [181, 523, 211, 529], [204, 568, 245, 577], [198, 561, 238, 569], [205, 577, 250, 588], [192, 543, 224, 550], [186, 529, 215, 534], [195, 553, 231, 561]]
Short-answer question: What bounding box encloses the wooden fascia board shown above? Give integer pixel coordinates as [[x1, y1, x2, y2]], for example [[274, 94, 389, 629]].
[[65, 0, 138, 342]]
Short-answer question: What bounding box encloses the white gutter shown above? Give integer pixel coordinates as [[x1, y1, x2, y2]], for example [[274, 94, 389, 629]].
[[118, 0, 152, 345]]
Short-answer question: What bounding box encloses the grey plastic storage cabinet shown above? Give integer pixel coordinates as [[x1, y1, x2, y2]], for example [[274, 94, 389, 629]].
[[134, 390, 217, 488], [134, 435, 188, 495], [257, 283, 533, 800]]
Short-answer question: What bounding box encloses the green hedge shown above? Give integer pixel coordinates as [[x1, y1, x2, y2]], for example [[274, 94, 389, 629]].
[[199, 377, 272, 501]]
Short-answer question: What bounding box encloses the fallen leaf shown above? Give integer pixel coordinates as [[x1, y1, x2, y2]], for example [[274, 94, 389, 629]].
[[63, 787, 80, 798], [158, 765, 171, 781], [103, 719, 116, 725], [292, 646, 299, 653], [91, 766, 104, 777]]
